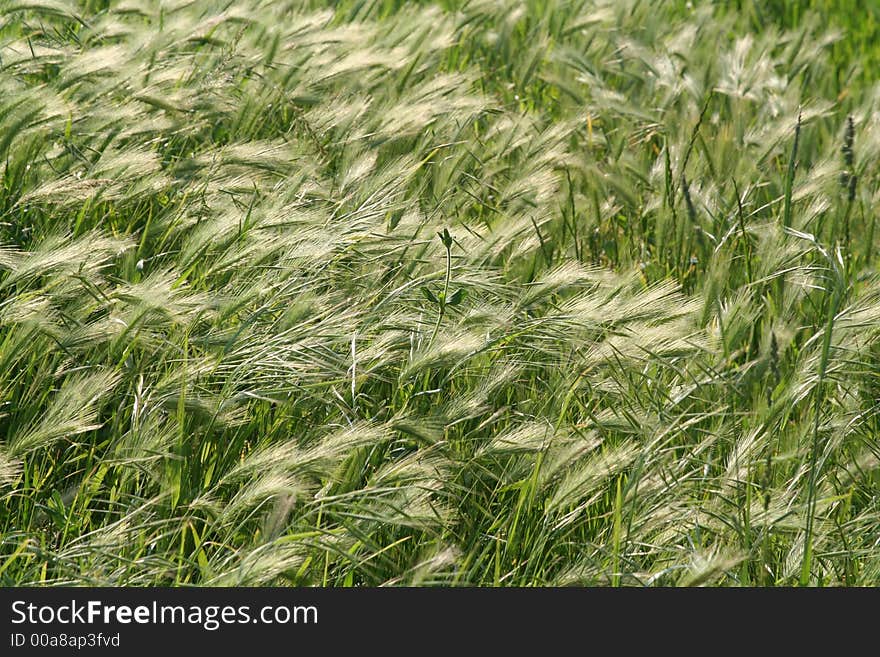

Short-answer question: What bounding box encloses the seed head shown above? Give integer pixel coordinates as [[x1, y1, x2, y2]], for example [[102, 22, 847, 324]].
[[840, 115, 857, 201], [843, 115, 855, 169]]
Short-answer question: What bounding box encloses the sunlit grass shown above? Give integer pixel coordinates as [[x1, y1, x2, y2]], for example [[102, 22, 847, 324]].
[[2, 0, 880, 586]]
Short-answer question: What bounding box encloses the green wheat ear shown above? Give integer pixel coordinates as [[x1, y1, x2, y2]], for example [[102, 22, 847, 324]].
[[840, 115, 857, 202]]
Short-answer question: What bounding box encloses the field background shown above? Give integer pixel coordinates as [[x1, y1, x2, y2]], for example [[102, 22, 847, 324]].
[[2, 0, 880, 586]]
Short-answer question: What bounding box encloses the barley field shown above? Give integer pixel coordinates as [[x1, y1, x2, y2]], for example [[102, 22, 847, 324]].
[[1, 0, 880, 586]]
